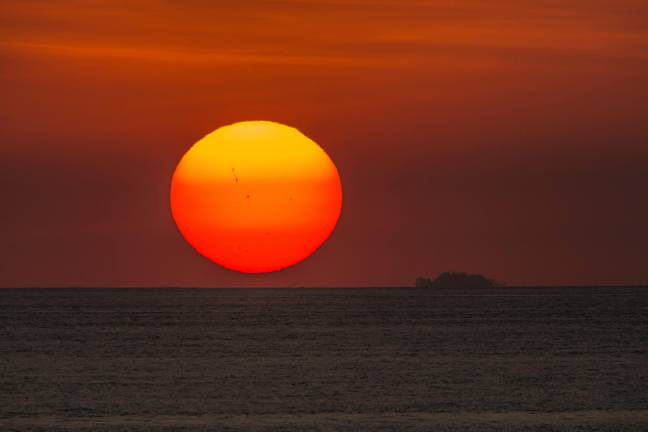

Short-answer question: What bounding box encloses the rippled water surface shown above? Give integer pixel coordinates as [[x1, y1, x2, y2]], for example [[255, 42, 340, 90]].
[[1, 287, 647, 431]]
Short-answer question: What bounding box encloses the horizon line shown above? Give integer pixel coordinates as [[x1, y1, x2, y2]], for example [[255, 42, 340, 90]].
[[1, 285, 647, 290]]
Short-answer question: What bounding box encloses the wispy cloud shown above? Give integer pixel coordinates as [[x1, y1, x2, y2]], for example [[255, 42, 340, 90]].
[[0, 41, 378, 65], [1, 0, 647, 66]]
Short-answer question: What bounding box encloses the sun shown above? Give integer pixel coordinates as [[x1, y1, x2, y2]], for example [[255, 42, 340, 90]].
[[170, 121, 343, 274]]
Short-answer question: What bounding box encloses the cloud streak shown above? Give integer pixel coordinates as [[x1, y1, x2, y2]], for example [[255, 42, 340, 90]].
[[2, 0, 647, 66]]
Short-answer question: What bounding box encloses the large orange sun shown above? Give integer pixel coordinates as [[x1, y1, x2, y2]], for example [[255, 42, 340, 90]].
[[170, 121, 343, 274]]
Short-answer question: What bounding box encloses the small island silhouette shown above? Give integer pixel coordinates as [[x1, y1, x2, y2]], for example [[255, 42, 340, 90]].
[[416, 272, 498, 289]]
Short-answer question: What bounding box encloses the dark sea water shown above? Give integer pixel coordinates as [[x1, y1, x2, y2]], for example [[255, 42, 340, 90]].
[[1, 287, 647, 431]]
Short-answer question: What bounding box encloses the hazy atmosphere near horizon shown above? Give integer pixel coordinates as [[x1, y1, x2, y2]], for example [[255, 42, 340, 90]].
[[2, 0, 648, 287]]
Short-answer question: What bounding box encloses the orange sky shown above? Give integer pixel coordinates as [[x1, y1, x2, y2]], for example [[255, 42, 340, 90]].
[[2, 0, 648, 286]]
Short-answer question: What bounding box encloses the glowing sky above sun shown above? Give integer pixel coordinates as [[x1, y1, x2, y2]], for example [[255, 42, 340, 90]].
[[1, 0, 648, 287], [171, 122, 342, 273]]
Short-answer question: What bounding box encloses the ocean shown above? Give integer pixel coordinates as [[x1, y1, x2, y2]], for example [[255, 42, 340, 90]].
[[1, 287, 646, 431]]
